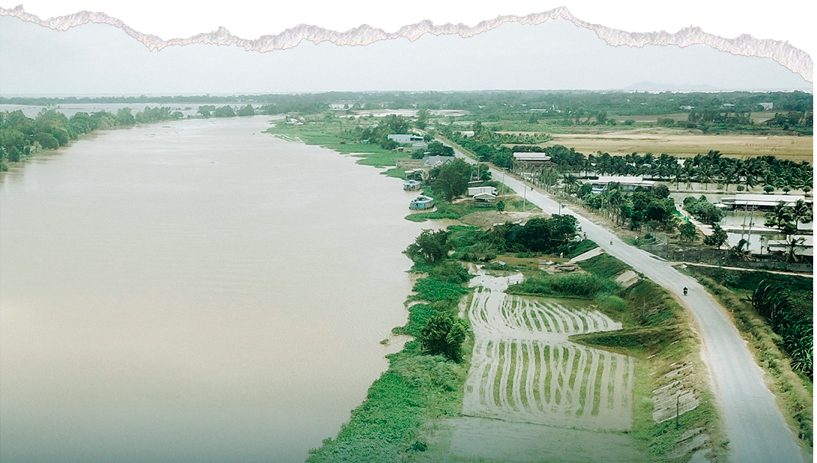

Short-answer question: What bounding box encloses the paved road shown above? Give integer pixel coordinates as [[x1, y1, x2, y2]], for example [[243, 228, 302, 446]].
[[444, 143, 807, 462]]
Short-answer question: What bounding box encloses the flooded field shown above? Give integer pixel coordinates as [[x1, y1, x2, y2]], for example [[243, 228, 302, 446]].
[[0, 117, 434, 462], [434, 269, 641, 462]]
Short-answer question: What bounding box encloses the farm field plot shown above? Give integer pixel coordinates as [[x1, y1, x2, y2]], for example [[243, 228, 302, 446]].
[[496, 128, 811, 161], [541, 131, 812, 161], [463, 275, 633, 430], [464, 338, 635, 430], [431, 269, 641, 461]]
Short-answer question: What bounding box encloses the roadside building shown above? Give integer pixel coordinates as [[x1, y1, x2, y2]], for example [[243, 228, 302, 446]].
[[512, 152, 552, 166], [472, 192, 497, 202], [584, 176, 655, 194], [719, 194, 808, 211], [387, 134, 424, 144], [419, 155, 456, 180], [411, 141, 428, 151]]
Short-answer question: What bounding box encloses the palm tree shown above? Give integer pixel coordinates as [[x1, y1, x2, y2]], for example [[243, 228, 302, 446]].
[[792, 199, 813, 230], [562, 173, 579, 195], [784, 236, 806, 263], [722, 165, 739, 192], [698, 163, 714, 190]]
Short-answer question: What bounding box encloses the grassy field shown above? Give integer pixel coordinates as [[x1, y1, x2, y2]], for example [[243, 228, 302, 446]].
[[405, 196, 538, 223]]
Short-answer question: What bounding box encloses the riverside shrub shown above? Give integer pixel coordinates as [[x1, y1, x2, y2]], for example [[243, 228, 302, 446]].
[[507, 272, 618, 298]]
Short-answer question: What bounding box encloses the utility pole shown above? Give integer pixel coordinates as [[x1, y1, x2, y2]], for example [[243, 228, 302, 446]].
[[676, 394, 680, 428], [747, 205, 755, 249]]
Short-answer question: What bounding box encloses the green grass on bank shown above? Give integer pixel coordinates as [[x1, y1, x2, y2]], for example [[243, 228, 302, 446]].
[[405, 195, 539, 223], [266, 123, 410, 178], [306, 341, 467, 463], [307, 258, 473, 462]]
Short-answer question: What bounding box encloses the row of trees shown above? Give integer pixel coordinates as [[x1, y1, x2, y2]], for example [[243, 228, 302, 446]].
[[0, 108, 184, 170], [583, 183, 678, 232], [551, 149, 812, 195], [197, 104, 256, 118], [0, 104, 267, 170], [442, 122, 811, 195]]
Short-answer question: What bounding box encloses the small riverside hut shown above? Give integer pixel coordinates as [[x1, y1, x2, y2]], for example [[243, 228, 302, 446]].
[[409, 195, 435, 210]]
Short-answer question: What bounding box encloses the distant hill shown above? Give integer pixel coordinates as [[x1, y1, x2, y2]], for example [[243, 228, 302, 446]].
[[623, 82, 719, 92], [622, 81, 813, 92]]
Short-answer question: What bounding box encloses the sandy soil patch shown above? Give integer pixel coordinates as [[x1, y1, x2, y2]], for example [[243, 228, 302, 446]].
[[458, 210, 543, 228], [569, 247, 605, 263], [615, 270, 641, 288]]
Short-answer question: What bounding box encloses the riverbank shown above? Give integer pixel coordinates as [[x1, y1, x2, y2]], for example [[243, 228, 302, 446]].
[[305, 260, 472, 462], [0, 116, 439, 463], [265, 121, 411, 178]]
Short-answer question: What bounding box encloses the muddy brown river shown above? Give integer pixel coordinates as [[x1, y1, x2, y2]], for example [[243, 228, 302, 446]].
[[0, 117, 434, 462]]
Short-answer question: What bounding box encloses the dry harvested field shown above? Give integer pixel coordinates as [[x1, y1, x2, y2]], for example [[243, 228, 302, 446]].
[[501, 128, 812, 161]]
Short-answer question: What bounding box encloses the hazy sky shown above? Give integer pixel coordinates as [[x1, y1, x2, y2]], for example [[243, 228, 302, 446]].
[[0, 14, 810, 96]]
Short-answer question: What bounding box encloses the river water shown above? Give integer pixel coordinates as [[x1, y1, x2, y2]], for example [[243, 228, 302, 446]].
[[0, 117, 434, 462]]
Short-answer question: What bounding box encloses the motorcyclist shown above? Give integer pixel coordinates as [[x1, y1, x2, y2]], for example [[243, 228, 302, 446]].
[[683, 287, 688, 296]]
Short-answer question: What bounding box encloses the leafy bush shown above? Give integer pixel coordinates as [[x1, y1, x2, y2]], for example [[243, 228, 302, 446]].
[[410, 277, 468, 305], [404, 229, 451, 264], [507, 272, 619, 298], [418, 314, 468, 362], [430, 261, 471, 284], [683, 195, 725, 225]]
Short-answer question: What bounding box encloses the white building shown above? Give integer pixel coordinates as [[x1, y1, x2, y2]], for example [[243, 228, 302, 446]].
[[388, 134, 424, 144], [720, 194, 808, 211], [513, 152, 552, 165], [585, 176, 655, 194]]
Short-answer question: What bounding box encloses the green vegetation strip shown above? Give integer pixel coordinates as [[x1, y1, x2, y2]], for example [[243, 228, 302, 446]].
[[307, 241, 473, 461], [266, 122, 410, 177]]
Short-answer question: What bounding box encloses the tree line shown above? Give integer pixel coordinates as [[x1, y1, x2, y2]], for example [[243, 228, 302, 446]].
[[5, 90, 810, 119], [0, 104, 268, 170], [0, 108, 171, 170]]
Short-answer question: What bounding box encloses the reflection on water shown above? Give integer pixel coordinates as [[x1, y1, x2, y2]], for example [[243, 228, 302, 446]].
[[0, 117, 434, 462]]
